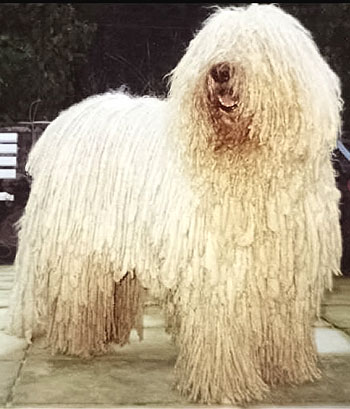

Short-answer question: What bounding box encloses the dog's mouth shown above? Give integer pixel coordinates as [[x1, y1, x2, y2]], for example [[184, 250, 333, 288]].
[[218, 94, 238, 112]]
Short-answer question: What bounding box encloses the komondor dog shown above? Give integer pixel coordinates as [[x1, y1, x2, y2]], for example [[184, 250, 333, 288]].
[[7, 4, 342, 405]]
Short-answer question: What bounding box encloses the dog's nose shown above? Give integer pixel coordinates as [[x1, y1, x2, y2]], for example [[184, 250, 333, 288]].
[[210, 63, 231, 83]]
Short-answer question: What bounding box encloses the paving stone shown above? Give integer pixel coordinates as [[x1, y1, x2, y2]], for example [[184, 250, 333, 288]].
[[12, 346, 350, 407], [0, 361, 20, 405], [333, 277, 350, 287], [12, 351, 185, 406], [314, 328, 350, 354], [13, 306, 182, 406], [322, 305, 350, 330], [0, 331, 27, 360], [323, 286, 350, 306], [14, 325, 350, 407], [266, 355, 350, 405], [143, 305, 166, 328]]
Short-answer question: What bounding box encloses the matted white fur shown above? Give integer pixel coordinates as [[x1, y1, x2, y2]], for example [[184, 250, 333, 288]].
[[7, 4, 342, 405]]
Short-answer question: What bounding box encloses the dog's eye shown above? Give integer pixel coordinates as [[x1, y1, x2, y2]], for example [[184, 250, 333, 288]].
[[210, 64, 230, 83]]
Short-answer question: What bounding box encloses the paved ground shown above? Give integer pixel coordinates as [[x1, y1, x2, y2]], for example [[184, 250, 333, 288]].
[[0, 265, 350, 409], [322, 277, 350, 337]]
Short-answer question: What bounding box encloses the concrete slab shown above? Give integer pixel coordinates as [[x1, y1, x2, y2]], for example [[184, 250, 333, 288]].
[[0, 331, 27, 360], [322, 305, 350, 329], [264, 355, 350, 405], [334, 277, 350, 286], [315, 328, 350, 354], [323, 284, 350, 305], [12, 350, 185, 406], [0, 360, 20, 405], [143, 305, 166, 328], [11, 348, 350, 407]]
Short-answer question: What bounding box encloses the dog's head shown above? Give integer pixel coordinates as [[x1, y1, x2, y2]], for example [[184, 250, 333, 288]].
[[169, 4, 341, 157]]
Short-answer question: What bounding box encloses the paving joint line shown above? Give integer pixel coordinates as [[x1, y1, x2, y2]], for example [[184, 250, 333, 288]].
[[5, 342, 30, 408], [320, 315, 350, 336]]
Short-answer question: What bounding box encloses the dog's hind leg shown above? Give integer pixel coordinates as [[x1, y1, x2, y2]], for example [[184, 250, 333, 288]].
[[45, 258, 144, 357]]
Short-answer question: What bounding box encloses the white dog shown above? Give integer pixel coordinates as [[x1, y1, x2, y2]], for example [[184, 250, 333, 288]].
[[8, 4, 342, 404]]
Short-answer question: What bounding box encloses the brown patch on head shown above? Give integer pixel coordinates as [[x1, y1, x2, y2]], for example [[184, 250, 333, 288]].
[[206, 62, 253, 152]]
